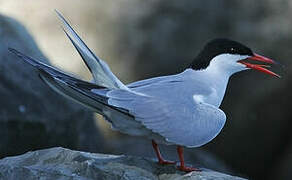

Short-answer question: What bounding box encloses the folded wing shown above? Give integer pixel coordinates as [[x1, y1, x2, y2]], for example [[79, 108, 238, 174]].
[[107, 89, 226, 147]]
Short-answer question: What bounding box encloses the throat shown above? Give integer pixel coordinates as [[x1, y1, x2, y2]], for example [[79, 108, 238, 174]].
[[206, 71, 230, 107], [188, 54, 248, 106], [188, 68, 231, 107], [191, 54, 247, 77], [199, 62, 231, 81]]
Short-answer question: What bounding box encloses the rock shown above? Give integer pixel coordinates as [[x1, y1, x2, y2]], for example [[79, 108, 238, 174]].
[[105, 135, 233, 174], [0, 147, 246, 180], [0, 14, 104, 158]]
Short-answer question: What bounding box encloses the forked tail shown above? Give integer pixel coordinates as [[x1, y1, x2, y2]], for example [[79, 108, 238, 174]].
[[55, 10, 128, 90]]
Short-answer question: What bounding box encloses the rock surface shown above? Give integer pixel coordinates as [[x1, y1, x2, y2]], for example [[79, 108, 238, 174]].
[[0, 147, 246, 180]]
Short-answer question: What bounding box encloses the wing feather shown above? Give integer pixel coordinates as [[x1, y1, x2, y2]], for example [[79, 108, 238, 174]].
[[107, 89, 226, 147], [9, 48, 132, 117]]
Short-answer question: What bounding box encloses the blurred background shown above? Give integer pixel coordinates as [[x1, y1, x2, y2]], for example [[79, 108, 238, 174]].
[[0, 0, 291, 179]]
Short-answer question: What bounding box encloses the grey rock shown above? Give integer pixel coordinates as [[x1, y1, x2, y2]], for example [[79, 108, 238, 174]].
[[106, 135, 233, 174], [0, 14, 104, 158], [0, 147, 247, 180]]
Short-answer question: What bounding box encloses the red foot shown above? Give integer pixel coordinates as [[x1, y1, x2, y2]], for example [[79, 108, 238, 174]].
[[152, 140, 175, 165], [158, 159, 176, 165], [176, 146, 201, 172], [177, 165, 201, 172]]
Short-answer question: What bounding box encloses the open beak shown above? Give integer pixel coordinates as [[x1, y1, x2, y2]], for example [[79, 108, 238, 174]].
[[238, 53, 281, 78]]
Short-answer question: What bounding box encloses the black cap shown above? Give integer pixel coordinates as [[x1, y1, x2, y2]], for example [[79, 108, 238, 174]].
[[190, 38, 253, 70]]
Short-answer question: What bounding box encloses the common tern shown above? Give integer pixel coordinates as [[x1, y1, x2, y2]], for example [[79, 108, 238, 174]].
[[9, 12, 280, 172]]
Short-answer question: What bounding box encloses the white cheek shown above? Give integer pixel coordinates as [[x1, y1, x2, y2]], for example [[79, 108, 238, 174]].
[[207, 54, 250, 74]]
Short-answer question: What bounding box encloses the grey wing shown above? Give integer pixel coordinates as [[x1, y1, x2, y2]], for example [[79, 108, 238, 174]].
[[107, 90, 226, 147], [55, 10, 127, 90], [127, 74, 182, 89], [127, 76, 171, 88], [9, 48, 131, 117]]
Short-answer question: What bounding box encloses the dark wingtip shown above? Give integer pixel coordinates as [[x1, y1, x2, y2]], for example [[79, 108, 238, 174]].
[[8, 47, 22, 57], [54, 9, 68, 26], [7, 47, 41, 67], [8, 47, 16, 53], [54, 9, 62, 17]]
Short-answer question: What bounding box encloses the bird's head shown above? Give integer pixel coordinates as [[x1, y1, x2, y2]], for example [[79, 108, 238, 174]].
[[190, 38, 280, 77]]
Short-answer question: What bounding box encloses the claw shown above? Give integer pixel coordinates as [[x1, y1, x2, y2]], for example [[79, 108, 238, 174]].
[[177, 146, 201, 172], [177, 165, 201, 172]]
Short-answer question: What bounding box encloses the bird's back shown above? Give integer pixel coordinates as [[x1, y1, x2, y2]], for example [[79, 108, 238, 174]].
[[127, 69, 216, 105]]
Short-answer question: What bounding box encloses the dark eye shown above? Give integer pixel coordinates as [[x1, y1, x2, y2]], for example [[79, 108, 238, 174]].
[[230, 48, 235, 52]]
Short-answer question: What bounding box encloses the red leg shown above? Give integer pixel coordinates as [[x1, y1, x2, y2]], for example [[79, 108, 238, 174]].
[[152, 140, 176, 165], [177, 146, 200, 172]]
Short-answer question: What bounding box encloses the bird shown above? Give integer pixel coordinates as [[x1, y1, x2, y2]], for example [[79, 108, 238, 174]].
[[9, 11, 280, 172]]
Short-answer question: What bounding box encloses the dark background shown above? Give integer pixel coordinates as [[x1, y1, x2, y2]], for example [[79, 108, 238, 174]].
[[0, 1, 291, 179]]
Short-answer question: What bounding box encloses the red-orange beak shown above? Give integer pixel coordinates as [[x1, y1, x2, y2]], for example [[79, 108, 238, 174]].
[[238, 53, 281, 78]]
